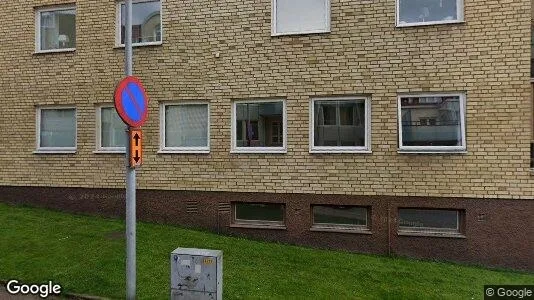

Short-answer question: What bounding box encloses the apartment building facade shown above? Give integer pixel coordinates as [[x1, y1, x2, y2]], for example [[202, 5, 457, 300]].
[[0, 0, 533, 271]]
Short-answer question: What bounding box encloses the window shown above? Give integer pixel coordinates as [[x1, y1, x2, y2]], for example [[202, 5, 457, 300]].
[[36, 6, 76, 52], [272, 0, 330, 36], [160, 103, 210, 153], [96, 106, 126, 152], [233, 202, 285, 228], [232, 100, 286, 153], [312, 205, 369, 232], [36, 107, 76, 153], [311, 97, 371, 153], [398, 208, 462, 236], [396, 0, 464, 27], [117, 0, 162, 46], [398, 93, 466, 152]]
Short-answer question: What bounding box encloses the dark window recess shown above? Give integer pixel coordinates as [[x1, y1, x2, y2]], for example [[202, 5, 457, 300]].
[[234, 203, 284, 224], [531, 143, 534, 169], [312, 205, 368, 229], [399, 208, 461, 234]]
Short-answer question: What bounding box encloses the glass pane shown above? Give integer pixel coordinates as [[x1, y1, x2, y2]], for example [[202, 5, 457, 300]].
[[101, 108, 126, 148], [40, 9, 76, 50], [400, 96, 462, 147], [399, 0, 458, 24], [235, 203, 284, 222], [40, 109, 76, 148], [121, 0, 161, 44], [399, 209, 458, 230], [276, 0, 328, 33], [313, 206, 367, 226], [314, 100, 366, 147], [235, 102, 283, 148], [165, 104, 208, 147]]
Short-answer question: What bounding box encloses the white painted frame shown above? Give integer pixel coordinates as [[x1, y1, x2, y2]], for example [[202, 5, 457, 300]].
[[35, 5, 76, 53], [271, 0, 331, 36], [310, 96, 371, 153], [395, 0, 464, 27], [95, 105, 126, 154], [231, 99, 287, 154], [116, 0, 163, 47], [159, 102, 210, 154], [35, 106, 77, 154], [397, 93, 467, 153]]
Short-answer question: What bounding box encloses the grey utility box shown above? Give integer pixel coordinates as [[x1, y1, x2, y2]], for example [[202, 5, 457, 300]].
[[170, 248, 223, 300]]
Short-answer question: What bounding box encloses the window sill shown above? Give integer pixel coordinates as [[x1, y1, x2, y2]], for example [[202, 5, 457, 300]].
[[33, 48, 76, 55], [34, 150, 77, 154], [310, 148, 371, 154], [158, 149, 210, 154], [230, 223, 287, 230], [398, 149, 467, 154], [231, 148, 287, 154], [271, 29, 331, 37], [93, 149, 125, 154], [311, 226, 371, 235], [398, 231, 466, 239], [396, 20, 464, 28], [114, 41, 163, 49]]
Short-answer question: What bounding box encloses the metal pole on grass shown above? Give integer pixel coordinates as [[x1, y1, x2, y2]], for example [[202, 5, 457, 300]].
[[124, 0, 136, 298]]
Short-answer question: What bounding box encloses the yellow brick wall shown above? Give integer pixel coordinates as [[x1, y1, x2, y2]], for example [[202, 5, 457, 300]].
[[1, 0, 533, 199]]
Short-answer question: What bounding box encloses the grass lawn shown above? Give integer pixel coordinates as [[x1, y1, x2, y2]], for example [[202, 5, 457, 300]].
[[0, 203, 532, 299]]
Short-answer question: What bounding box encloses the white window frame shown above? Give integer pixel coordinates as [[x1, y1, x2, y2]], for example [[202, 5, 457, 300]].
[[95, 105, 126, 154], [398, 93, 466, 153], [310, 96, 371, 153], [396, 0, 464, 27], [35, 5, 76, 53], [116, 0, 163, 47], [35, 106, 77, 154], [231, 99, 287, 154], [159, 102, 210, 154], [271, 0, 331, 36]]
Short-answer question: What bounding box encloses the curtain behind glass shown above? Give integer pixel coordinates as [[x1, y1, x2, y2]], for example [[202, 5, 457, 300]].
[[101, 108, 126, 148], [40, 109, 75, 147], [165, 105, 208, 147], [40, 9, 76, 50]]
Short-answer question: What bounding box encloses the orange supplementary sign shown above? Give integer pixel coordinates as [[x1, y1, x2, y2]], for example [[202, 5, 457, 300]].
[[129, 129, 142, 168]]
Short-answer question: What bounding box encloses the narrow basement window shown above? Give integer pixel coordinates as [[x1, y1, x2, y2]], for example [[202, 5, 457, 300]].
[[398, 208, 463, 236], [233, 202, 285, 228]]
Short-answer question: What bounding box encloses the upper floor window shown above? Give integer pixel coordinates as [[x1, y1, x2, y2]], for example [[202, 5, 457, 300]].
[[36, 107, 76, 153], [272, 0, 330, 36], [396, 0, 464, 27], [36, 6, 76, 53], [232, 100, 287, 153], [160, 103, 210, 153], [96, 106, 126, 153], [117, 0, 162, 46], [398, 93, 466, 153], [311, 97, 371, 153]]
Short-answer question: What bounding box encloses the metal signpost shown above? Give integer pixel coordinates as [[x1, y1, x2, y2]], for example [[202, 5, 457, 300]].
[[113, 1, 149, 297]]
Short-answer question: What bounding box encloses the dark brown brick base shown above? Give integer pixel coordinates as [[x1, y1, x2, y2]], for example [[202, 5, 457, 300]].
[[1, 186, 532, 271]]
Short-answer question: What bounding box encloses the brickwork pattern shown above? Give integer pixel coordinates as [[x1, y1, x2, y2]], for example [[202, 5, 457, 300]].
[[0, 0, 533, 199]]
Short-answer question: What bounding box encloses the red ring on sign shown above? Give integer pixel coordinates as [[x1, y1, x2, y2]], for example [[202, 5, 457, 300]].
[[114, 76, 149, 128]]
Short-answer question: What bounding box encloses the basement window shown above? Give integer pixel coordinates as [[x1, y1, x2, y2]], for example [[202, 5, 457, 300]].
[[396, 0, 464, 27], [398, 208, 464, 237], [232, 203, 285, 228], [312, 205, 370, 233]]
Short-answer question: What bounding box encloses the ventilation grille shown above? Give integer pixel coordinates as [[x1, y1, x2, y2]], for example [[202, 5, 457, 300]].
[[186, 201, 199, 214], [218, 202, 231, 214]]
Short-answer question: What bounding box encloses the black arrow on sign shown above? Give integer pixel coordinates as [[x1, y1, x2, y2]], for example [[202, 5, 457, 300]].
[[134, 150, 140, 163], [133, 133, 140, 146]]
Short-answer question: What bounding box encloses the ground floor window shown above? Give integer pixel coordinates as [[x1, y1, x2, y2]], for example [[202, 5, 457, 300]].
[[312, 205, 369, 231], [37, 107, 76, 153], [398, 208, 462, 235], [232, 100, 286, 153], [97, 106, 126, 152], [233, 202, 285, 227], [160, 103, 209, 153]]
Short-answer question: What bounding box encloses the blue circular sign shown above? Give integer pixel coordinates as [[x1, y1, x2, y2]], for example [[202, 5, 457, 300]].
[[114, 76, 149, 127]]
